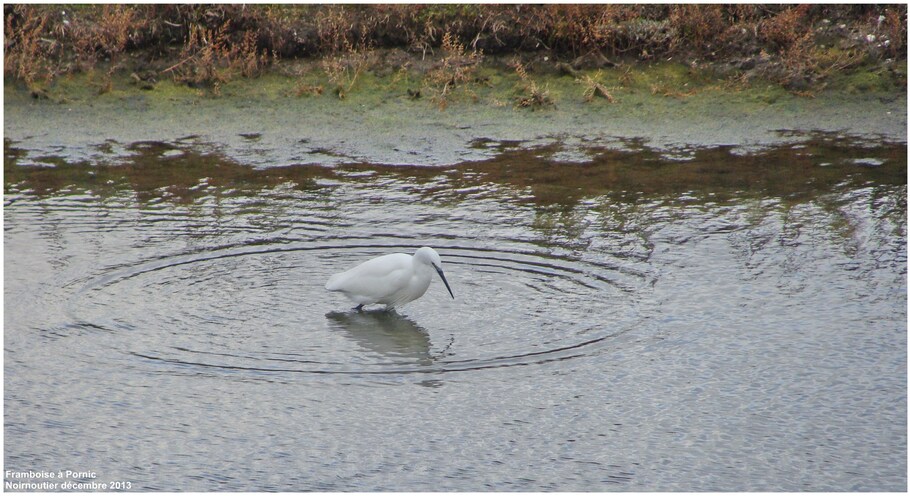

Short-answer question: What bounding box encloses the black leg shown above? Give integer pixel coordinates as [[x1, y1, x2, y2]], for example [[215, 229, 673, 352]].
[[354, 304, 364, 311]]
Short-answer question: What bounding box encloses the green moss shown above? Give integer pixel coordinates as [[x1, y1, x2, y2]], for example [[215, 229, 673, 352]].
[[5, 50, 904, 116], [836, 68, 893, 94], [749, 84, 788, 105]]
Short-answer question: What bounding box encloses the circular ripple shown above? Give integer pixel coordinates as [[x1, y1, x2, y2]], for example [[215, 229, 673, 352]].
[[68, 239, 650, 377]]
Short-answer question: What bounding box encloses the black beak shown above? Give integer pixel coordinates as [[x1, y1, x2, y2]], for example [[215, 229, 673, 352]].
[[433, 264, 455, 299]]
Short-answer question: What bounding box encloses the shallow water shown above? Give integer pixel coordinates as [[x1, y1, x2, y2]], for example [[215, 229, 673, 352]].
[[4, 136, 907, 491]]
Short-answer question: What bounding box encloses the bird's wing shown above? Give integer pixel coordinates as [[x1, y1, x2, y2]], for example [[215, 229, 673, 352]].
[[325, 253, 412, 299]]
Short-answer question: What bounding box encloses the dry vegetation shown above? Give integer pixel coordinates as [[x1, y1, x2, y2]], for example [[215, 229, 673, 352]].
[[321, 39, 372, 99], [425, 31, 484, 109], [576, 70, 615, 103], [163, 22, 269, 93], [4, 4, 907, 97], [513, 61, 553, 109]]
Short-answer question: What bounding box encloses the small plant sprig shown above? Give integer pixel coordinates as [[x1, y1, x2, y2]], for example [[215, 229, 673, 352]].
[[513, 61, 553, 109], [576, 70, 615, 103], [425, 31, 483, 110], [321, 37, 373, 99]]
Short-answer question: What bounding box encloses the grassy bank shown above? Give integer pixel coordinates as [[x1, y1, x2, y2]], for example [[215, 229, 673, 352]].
[[4, 4, 907, 105]]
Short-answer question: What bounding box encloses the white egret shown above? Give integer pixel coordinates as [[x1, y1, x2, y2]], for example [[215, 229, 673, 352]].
[[325, 247, 455, 310]]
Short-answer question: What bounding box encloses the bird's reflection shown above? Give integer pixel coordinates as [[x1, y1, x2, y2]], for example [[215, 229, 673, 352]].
[[325, 310, 435, 365]]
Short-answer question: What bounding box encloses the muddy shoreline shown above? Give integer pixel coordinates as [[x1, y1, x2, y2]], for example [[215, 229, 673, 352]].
[[5, 67, 907, 169]]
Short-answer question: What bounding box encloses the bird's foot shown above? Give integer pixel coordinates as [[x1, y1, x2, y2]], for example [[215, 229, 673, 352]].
[[354, 304, 364, 312]]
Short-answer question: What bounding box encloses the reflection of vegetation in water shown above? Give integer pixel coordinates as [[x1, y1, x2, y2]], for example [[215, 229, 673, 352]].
[[7, 136, 905, 204], [371, 136, 905, 208], [4, 138, 335, 205], [6, 135, 905, 254]]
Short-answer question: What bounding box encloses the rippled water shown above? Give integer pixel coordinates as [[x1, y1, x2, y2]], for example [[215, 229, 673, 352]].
[[4, 136, 907, 491]]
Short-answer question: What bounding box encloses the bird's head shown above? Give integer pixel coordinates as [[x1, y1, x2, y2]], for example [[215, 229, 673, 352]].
[[414, 247, 454, 299]]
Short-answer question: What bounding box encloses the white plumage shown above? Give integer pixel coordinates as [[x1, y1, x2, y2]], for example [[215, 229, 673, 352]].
[[326, 247, 455, 310]]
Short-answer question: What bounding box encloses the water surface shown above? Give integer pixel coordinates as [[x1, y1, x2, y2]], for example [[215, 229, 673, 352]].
[[4, 136, 906, 491]]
